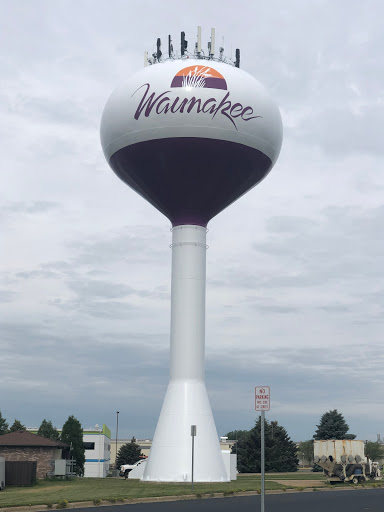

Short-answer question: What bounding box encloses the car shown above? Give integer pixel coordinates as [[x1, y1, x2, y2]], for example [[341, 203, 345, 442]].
[[119, 459, 147, 479]]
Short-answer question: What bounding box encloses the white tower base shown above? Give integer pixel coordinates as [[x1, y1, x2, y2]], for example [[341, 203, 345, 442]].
[[142, 225, 228, 482]]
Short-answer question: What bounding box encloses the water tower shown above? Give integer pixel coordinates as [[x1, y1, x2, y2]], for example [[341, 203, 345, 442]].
[[101, 28, 282, 482]]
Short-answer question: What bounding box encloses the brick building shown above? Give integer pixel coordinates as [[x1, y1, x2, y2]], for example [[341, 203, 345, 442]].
[[0, 430, 68, 479]]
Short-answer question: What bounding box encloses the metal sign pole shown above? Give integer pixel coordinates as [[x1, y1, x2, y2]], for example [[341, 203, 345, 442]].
[[255, 387, 269, 512], [115, 411, 119, 476], [191, 425, 196, 491], [261, 410, 265, 512]]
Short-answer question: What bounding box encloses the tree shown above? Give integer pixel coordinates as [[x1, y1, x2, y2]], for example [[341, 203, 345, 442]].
[[365, 442, 384, 462], [225, 430, 250, 443], [38, 419, 60, 441], [0, 411, 8, 435], [225, 429, 250, 453], [297, 440, 314, 466], [116, 438, 143, 468], [234, 418, 298, 473], [9, 419, 26, 432], [313, 410, 356, 440], [61, 415, 85, 476]]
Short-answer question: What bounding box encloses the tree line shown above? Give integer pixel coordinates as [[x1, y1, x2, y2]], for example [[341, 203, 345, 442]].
[[226, 409, 384, 473], [297, 409, 384, 466], [0, 410, 85, 475]]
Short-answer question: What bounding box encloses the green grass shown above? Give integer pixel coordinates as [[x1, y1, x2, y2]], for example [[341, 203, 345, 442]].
[[0, 473, 325, 508], [263, 473, 325, 480]]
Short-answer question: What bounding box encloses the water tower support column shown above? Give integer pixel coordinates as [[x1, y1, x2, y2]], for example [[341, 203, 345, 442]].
[[142, 225, 228, 482]]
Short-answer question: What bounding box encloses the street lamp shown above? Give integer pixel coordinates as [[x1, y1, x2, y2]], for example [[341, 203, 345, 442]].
[[115, 411, 119, 475]]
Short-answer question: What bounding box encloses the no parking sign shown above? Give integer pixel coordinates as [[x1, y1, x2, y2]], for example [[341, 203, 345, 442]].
[[255, 386, 270, 411]]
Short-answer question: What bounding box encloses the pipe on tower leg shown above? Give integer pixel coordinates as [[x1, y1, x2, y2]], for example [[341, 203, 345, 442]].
[[142, 225, 228, 482]]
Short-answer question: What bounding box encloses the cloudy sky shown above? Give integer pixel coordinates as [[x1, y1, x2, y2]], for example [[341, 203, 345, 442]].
[[1, 0, 383, 444]]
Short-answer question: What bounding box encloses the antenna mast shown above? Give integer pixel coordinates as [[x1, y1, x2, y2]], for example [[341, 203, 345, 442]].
[[210, 28, 215, 58], [196, 25, 202, 57], [235, 48, 240, 68], [144, 27, 240, 67]]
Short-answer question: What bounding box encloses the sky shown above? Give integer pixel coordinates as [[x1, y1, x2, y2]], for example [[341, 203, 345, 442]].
[[1, 0, 383, 444]]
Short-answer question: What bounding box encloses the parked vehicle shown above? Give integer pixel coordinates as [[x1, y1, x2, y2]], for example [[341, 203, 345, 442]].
[[119, 459, 146, 479], [314, 440, 382, 484]]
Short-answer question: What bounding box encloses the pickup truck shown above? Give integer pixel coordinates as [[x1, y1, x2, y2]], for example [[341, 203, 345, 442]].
[[119, 459, 146, 479]]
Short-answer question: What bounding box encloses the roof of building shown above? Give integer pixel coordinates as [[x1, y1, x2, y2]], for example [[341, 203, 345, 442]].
[[0, 430, 68, 448]]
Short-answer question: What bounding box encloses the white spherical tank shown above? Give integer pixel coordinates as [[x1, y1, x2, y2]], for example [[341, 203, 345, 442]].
[[101, 54, 283, 483], [101, 59, 282, 227]]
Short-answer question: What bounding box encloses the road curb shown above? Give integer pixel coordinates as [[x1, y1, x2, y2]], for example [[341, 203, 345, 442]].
[[1, 484, 383, 511]]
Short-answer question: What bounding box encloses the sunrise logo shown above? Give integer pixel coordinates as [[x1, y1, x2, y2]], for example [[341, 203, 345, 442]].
[[170, 65, 228, 90]]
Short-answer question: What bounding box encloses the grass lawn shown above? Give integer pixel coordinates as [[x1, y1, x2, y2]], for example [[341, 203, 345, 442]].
[[0, 473, 328, 508], [264, 473, 325, 480]]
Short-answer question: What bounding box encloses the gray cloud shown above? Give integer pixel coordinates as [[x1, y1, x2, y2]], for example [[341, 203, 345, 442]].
[[297, 105, 384, 156], [0, 201, 60, 218], [0, 290, 16, 303], [249, 205, 384, 287], [12, 96, 95, 127], [67, 279, 152, 299], [1, 0, 383, 443], [16, 269, 61, 280], [49, 297, 138, 320], [70, 226, 169, 266]]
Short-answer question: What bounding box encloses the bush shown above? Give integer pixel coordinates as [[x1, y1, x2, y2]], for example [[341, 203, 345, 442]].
[[56, 499, 68, 509]]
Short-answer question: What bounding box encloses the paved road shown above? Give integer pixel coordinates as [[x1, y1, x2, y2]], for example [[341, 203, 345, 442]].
[[66, 488, 384, 512]]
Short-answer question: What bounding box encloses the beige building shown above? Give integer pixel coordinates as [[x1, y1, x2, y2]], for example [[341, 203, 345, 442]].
[[110, 439, 152, 467], [111, 437, 236, 468]]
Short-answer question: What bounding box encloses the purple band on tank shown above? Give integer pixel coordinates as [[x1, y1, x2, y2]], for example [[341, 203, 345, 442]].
[[109, 138, 272, 227], [170, 76, 227, 90]]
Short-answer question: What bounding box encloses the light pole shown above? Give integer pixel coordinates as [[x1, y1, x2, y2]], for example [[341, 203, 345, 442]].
[[191, 425, 196, 490], [115, 411, 119, 475]]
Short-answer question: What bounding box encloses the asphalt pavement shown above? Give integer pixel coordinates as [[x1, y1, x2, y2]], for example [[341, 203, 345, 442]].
[[65, 488, 384, 512]]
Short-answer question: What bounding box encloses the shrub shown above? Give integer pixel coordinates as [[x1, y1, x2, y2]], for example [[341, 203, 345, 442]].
[[92, 499, 101, 505], [56, 499, 68, 509]]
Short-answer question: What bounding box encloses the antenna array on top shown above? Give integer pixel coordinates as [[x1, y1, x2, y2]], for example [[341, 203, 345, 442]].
[[144, 26, 240, 68]]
